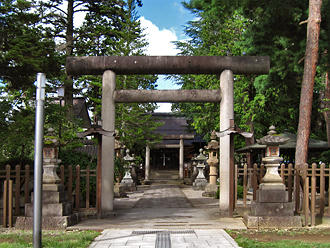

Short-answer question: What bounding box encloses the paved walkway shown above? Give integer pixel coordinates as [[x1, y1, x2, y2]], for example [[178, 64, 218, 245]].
[[68, 184, 246, 247]]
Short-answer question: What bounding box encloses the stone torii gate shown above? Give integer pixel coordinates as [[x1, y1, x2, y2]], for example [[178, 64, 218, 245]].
[[66, 56, 270, 217]]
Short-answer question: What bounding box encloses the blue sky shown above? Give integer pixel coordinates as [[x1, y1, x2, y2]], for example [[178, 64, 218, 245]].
[[137, 0, 193, 41], [137, 0, 194, 111], [71, 0, 194, 111]]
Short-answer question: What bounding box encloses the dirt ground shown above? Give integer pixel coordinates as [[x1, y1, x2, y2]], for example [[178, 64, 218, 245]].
[[229, 227, 330, 243]]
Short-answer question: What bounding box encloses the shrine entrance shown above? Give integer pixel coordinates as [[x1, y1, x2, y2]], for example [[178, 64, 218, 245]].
[[66, 55, 269, 217]]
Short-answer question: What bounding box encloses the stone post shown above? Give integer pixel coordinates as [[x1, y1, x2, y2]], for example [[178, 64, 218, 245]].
[[191, 154, 198, 183], [203, 131, 219, 197], [179, 138, 184, 179], [219, 70, 234, 216], [101, 70, 116, 215], [144, 143, 151, 184]]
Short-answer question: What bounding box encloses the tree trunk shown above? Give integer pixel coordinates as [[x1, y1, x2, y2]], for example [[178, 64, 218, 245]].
[[295, 0, 322, 166], [322, 71, 330, 146], [65, 0, 74, 109]]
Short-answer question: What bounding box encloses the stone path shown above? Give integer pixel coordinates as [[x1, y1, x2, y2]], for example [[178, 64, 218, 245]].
[[134, 185, 192, 208], [68, 184, 246, 247], [89, 229, 240, 248]]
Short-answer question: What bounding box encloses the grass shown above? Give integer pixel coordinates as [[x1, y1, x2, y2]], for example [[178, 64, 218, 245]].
[[233, 236, 330, 248], [0, 230, 101, 248], [226, 228, 330, 248]]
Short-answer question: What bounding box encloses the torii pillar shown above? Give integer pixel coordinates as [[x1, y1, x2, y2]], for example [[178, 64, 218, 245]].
[[101, 70, 116, 215], [219, 70, 234, 216]]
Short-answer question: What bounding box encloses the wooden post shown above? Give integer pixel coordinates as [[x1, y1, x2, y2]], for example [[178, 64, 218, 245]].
[[6, 164, 10, 181], [15, 165, 20, 215], [260, 163, 264, 181], [295, 164, 301, 214], [311, 163, 316, 226], [8, 180, 13, 228], [302, 163, 308, 214], [328, 166, 330, 214], [243, 163, 247, 207], [229, 132, 235, 218], [24, 165, 30, 204], [60, 165, 65, 185], [75, 165, 80, 211], [97, 134, 102, 219], [304, 176, 309, 226], [86, 165, 90, 209], [288, 163, 293, 202], [320, 163, 325, 216], [253, 163, 258, 201], [235, 164, 238, 209], [3, 180, 8, 228], [280, 163, 285, 185], [68, 165, 72, 202]]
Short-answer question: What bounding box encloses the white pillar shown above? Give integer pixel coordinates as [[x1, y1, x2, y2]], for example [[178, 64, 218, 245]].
[[145, 144, 150, 181], [219, 70, 234, 215], [101, 70, 116, 215], [163, 150, 166, 167], [179, 138, 184, 179]]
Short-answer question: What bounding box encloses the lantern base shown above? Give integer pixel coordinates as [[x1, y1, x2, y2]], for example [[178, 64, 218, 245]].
[[244, 212, 302, 229], [202, 184, 219, 197], [16, 183, 79, 230], [192, 178, 208, 190], [244, 183, 302, 228]]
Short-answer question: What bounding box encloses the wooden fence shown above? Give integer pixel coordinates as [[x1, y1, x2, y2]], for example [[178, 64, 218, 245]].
[[2, 162, 330, 227], [1, 164, 96, 227], [236, 163, 330, 226]]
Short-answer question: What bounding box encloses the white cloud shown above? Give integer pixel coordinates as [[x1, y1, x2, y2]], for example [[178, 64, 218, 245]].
[[156, 103, 172, 112], [139, 16, 179, 56], [139, 17, 181, 112]]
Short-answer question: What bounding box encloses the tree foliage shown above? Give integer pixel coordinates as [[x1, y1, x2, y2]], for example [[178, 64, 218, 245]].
[[174, 0, 330, 152], [0, 0, 62, 91], [0, 0, 162, 166]]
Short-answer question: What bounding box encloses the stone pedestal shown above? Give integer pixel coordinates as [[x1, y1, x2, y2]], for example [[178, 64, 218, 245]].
[[192, 178, 208, 190], [119, 167, 136, 192], [244, 182, 302, 228], [120, 178, 137, 192], [192, 165, 208, 190], [202, 184, 219, 197], [16, 184, 79, 230]]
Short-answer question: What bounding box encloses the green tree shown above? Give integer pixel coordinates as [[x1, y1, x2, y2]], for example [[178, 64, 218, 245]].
[[75, 0, 162, 155], [172, 3, 263, 142], [0, 0, 61, 91], [176, 0, 330, 150]]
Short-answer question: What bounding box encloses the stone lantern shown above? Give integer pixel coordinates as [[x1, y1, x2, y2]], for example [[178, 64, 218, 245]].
[[16, 127, 78, 230], [190, 154, 198, 183], [43, 127, 61, 184], [120, 149, 137, 192], [203, 130, 219, 197], [192, 148, 208, 190], [243, 125, 302, 228]]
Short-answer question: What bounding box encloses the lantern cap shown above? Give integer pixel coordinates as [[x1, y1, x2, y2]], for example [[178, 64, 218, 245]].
[[205, 131, 219, 150], [196, 148, 207, 161], [123, 149, 135, 161], [256, 125, 290, 146]]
